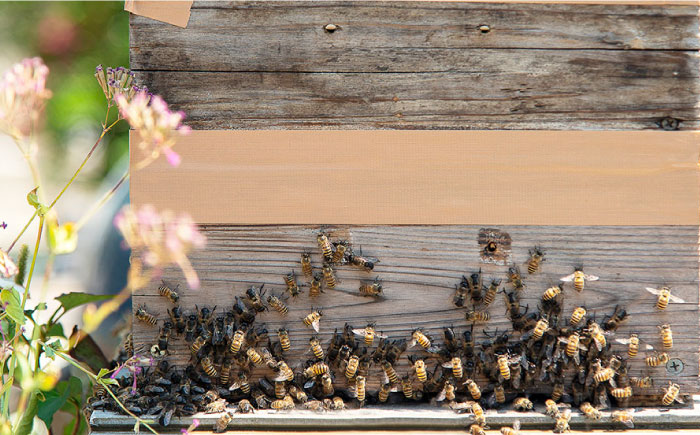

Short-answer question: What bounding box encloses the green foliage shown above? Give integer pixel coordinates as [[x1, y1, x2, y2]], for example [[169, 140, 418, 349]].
[[55, 292, 113, 314], [37, 376, 82, 427], [1, 287, 25, 325]]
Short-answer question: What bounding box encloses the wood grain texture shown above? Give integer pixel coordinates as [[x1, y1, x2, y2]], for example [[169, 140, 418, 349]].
[[132, 225, 700, 398], [129, 1, 700, 130]]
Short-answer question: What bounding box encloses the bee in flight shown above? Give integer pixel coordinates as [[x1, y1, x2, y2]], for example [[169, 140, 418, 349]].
[[645, 286, 685, 310], [526, 245, 545, 274], [560, 267, 598, 292]]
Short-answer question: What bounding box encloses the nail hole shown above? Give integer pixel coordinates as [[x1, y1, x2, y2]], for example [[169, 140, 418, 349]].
[[324, 24, 339, 33], [478, 25, 491, 34]]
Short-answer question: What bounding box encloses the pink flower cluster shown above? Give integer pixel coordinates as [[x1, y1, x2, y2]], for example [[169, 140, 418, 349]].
[[0, 57, 52, 138], [114, 205, 205, 289], [94, 65, 145, 105], [116, 91, 191, 168]]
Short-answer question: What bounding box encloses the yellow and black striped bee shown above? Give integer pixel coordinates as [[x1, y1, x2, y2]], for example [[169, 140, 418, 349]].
[[123, 333, 134, 357], [645, 352, 669, 367], [302, 309, 323, 333], [464, 379, 481, 400], [526, 246, 545, 274], [230, 329, 246, 354], [277, 328, 291, 352], [616, 334, 651, 358], [229, 371, 251, 395], [275, 360, 295, 382], [322, 263, 337, 289], [352, 322, 387, 346], [309, 335, 325, 360], [659, 324, 673, 349], [508, 265, 525, 291], [411, 329, 432, 349], [284, 271, 301, 298], [542, 284, 563, 301], [560, 267, 599, 292], [213, 412, 233, 433], [244, 284, 267, 313], [645, 286, 685, 310], [317, 232, 334, 262], [304, 361, 330, 378], [570, 306, 586, 326], [301, 252, 313, 279], [378, 382, 392, 403], [408, 355, 427, 382], [332, 241, 349, 264], [469, 424, 486, 435], [158, 280, 179, 304], [191, 331, 210, 354], [593, 365, 616, 384], [579, 402, 601, 420], [348, 251, 377, 271], [493, 384, 506, 405], [135, 305, 157, 326], [465, 310, 490, 323], [436, 379, 456, 402], [611, 386, 633, 400], [267, 293, 289, 315], [630, 376, 653, 388], [220, 358, 233, 386], [246, 348, 264, 366], [442, 356, 464, 379], [500, 420, 521, 435], [587, 321, 606, 351], [331, 396, 346, 410], [612, 410, 635, 429], [321, 372, 334, 396], [309, 273, 323, 298], [359, 277, 383, 297], [532, 317, 549, 340], [345, 354, 360, 380], [401, 375, 414, 399], [288, 384, 308, 404], [251, 387, 267, 408], [470, 401, 485, 425], [355, 375, 366, 402], [513, 397, 533, 411], [553, 409, 571, 433], [271, 395, 295, 410], [559, 332, 585, 364], [201, 356, 218, 378], [382, 361, 400, 385], [544, 399, 561, 418], [274, 381, 286, 399], [662, 382, 684, 406], [483, 279, 500, 306], [496, 354, 512, 380]]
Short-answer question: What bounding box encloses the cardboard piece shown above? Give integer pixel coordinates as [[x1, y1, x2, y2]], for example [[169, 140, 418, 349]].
[[130, 130, 700, 226], [124, 0, 192, 28]]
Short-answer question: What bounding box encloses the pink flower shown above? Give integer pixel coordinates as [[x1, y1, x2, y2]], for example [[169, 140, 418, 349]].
[[181, 419, 200, 434], [94, 65, 139, 104], [0, 57, 52, 138], [114, 205, 205, 289], [0, 249, 18, 278], [116, 91, 190, 169]]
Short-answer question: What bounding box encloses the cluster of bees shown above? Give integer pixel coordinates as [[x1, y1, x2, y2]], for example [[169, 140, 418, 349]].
[[89, 236, 688, 433]]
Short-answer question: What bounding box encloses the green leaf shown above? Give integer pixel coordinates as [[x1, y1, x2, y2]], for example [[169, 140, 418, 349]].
[[46, 323, 64, 338], [101, 378, 118, 386], [55, 292, 113, 314], [35, 302, 47, 311], [37, 382, 70, 427], [96, 368, 110, 380], [42, 340, 61, 359], [27, 187, 40, 209], [67, 327, 109, 373], [1, 287, 25, 325], [15, 391, 40, 435]]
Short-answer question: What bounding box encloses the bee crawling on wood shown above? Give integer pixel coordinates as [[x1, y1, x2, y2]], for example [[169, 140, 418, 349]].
[[302, 308, 323, 333], [507, 265, 525, 291], [244, 284, 267, 312], [135, 305, 157, 326], [662, 382, 684, 406], [579, 402, 602, 420], [317, 231, 334, 262], [553, 409, 571, 433], [359, 277, 383, 297], [644, 285, 685, 310], [309, 272, 324, 298], [526, 245, 545, 274], [612, 409, 635, 429], [602, 305, 628, 332], [158, 280, 180, 304], [301, 252, 314, 279], [352, 322, 387, 346], [500, 420, 520, 435], [331, 240, 350, 264], [284, 271, 302, 298], [658, 324, 673, 350], [267, 293, 289, 315], [513, 397, 533, 412], [560, 266, 598, 292]]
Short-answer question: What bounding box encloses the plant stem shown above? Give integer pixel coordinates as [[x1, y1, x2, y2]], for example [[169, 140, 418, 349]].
[[74, 170, 130, 232], [7, 210, 37, 254]]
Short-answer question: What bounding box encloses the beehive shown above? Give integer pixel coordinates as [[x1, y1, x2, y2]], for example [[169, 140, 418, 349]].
[[99, 0, 700, 431]]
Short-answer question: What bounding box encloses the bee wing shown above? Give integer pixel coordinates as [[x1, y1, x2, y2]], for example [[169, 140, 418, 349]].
[[426, 345, 442, 354], [608, 377, 617, 389], [668, 294, 686, 303], [615, 338, 630, 345], [351, 328, 367, 337], [436, 388, 447, 402], [644, 343, 654, 350], [303, 379, 316, 389], [675, 395, 685, 404], [560, 273, 576, 282], [271, 373, 289, 382], [645, 287, 662, 296], [229, 382, 242, 391], [621, 418, 635, 429], [409, 339, 417, 349], [513, 420, 521, 431], [584, 274, 599, 281], [376, 332, 389, 339], [441, 361, 454, 369], [311, 318, 321, 333]]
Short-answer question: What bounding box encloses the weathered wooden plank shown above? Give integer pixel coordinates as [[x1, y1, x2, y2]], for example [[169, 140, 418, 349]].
[[132, 225, 700, 399], [132, 52, 700, 130], [130, 2, 700, 73]]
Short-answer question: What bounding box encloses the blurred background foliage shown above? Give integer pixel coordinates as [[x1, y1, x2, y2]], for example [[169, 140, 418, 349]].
[[0, 1, 129, 179]]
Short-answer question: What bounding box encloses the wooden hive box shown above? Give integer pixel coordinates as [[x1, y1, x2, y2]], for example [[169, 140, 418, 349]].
[[96, 0, 700, 432]]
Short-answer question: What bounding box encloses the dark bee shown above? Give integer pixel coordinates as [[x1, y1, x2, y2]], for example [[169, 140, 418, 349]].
[[453, 277, 469, 307], [135, 305, 157, 326], [348, 250, 377, 271], [229, 371, 251, 395], [603, 305, 628, 332], [526, 246, 545, 274], [211, 315, 225, 346], [197, 305, 216, 327], [244, 284, 267, 312], [232, 296, 257, 324], [151, 321, 172, 357], [168, 305, 186, 335]]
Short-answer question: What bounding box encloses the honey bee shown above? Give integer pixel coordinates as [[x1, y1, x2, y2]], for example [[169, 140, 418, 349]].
[[493, 384, 506, 404], [587, 321, 606, 351], [230, 329, 246, 354], [513, 397, 533, 411], [304, 362, 330, 378], [465, 310, 490, 323], [662, 382, 684, 406], [322, 263, 337, 289], [246, 348, 264, 366], [551, 382, 565, 402], [470, 401, 485, 425], [355, 375, 366, 402], [301, 252, 314, 279], [500, 420, 520, 435], [331, 396, 346, 410], [201, 356, 218, 378], [352, 322, 387, 346], [410, 328, 432, 349], [464, 379, 481, 400], [309, 273, 323, 298], [219, 358, 233, 386], [302, 309, 323, 332], [560, 267, 598, 292], [593, 365, 616, 384], [559, 332, 586, 364], [267, 294, 289, 315], [611, 386, 633, 400], [274, 380, 286, 399], [442, 356, 464, 379], [569, 306, 586, 326], [553, 409, 571, 433], [303, 400, 326, 412], [436, 379, 456, 402], [158, 281, 179, 304], [483, 279, 500, 306], [659, 324, 673, 349], [469, 424, 486, 435], [645, 286, 685, 310], [271, 395, 295, 410], [275, 327, 291, 353], [213, 411, 233, 433], [508, 265, 525, 291], [496, 354, 511, 380], [151, 323, 171, 357], [532, 317, 549, 340], [630, 376, 653, 388], [321, 372, 334, 396], [616, 334, 652, 358], [612, 410, 635, 429], [378, 382, 392, 402], [345, 354, 360, 380], [603, 305, 628, 332], [237, 399, 255, 414], [408, 355, 427, 382], [275, 360, 295, 382], [580, 402, 601, 420], [332, 241, 348, 264], [401, 375, 414, 399], [645, 352, 669, 367], [382, 361, 400, 385], [317, 232, 334, 260], [544, 399, 561, 418], [124, 333, 134, 357], [453, 279, 469, 307], [191, 331, 209, 354], [284, 271, 301, 298], [167, 305, 186, 335], [135, 305, 157, 326], [244, 285, 267, 313], [349, 252, 377, 271], [527, 246, 545, 274], [359, 277, 383, 297], [251, 388, 268, 408], [542, 284, 563, 301], [229, 372, 251, 395]]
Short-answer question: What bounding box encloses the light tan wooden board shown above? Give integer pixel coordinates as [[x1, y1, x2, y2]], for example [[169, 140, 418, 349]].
[[132, 225, 700, 399], [129, 1, 700, 130]]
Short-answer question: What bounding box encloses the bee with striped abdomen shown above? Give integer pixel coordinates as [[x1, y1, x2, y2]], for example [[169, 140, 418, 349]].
[[301, 252, 313, 279], [284, 271, 301, 298], [662, 382, 684, 406], [587, 321, 606, 351], [612, 410, 635, 429], [401, 375, 414, 399], [500, 420, 520, 435], [442, 356, 464, 379], [542, 284, 563, 301], [135, 305, 157, 326], [513, 397, 533, 411], [410, 329, 432, 350], [470, 401, 485, 425], [464, 379, 481, 400], [348, 251, 377, 271], [553, 409, 571, 433], [493, 384, 506, 405], [378, 382, 392, 403], [436, 379, 456, 402], [267, 293, 289, 315], [201, 356, 218, 378], [611, 386, 633, 400], [230, 329, 246, 354], [659, 324, 673, 349], [322, 263, 337, 289], [229, 372, 251, 395], [645, 352, 670, 367], [579, 402, 601, 420], [483, 279, 500, 306], [531, 317, 549, 340], [277, 328, 291, 352], [213, 412, 233, 433], [355, 375, 366, 402], [303, 361, 330, 378], [317, 232, 334, 261], [246, 348, 264, 366], [569, 306, 586, 326], [244, 284, 267, 312], [158, 281, 179, 304], [465, 310, 490, 323], [560, 267, 598, 292], [526, 246, 545, 274], [469, 425, 486, 435], [630, 376, 653, 388], [345, 354, 360, 380], [309, 273, 323, 298], [321, 372, 334, 396], [382, 360, 399, 385], [616, 334, 652, 358], [352, 322, 387, 346], [273, 381, 286, 399], [359, 277, 383, 297], [408, 355, 427, 382], [302, 309, 323, 333], [220, 358, 232, 386], [645, 286, 685, 310], [309, 335, 325, 360], [508, 265, 525, 291], [496, 354, 512, 380], [332, 241, 349, 264], [191, 331, 210, 354]]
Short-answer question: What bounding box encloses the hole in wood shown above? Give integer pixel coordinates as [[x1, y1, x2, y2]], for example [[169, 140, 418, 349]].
[[478, 24, 491, 34], [324, 23, 339, 33], [478, 228, 511, 264]]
